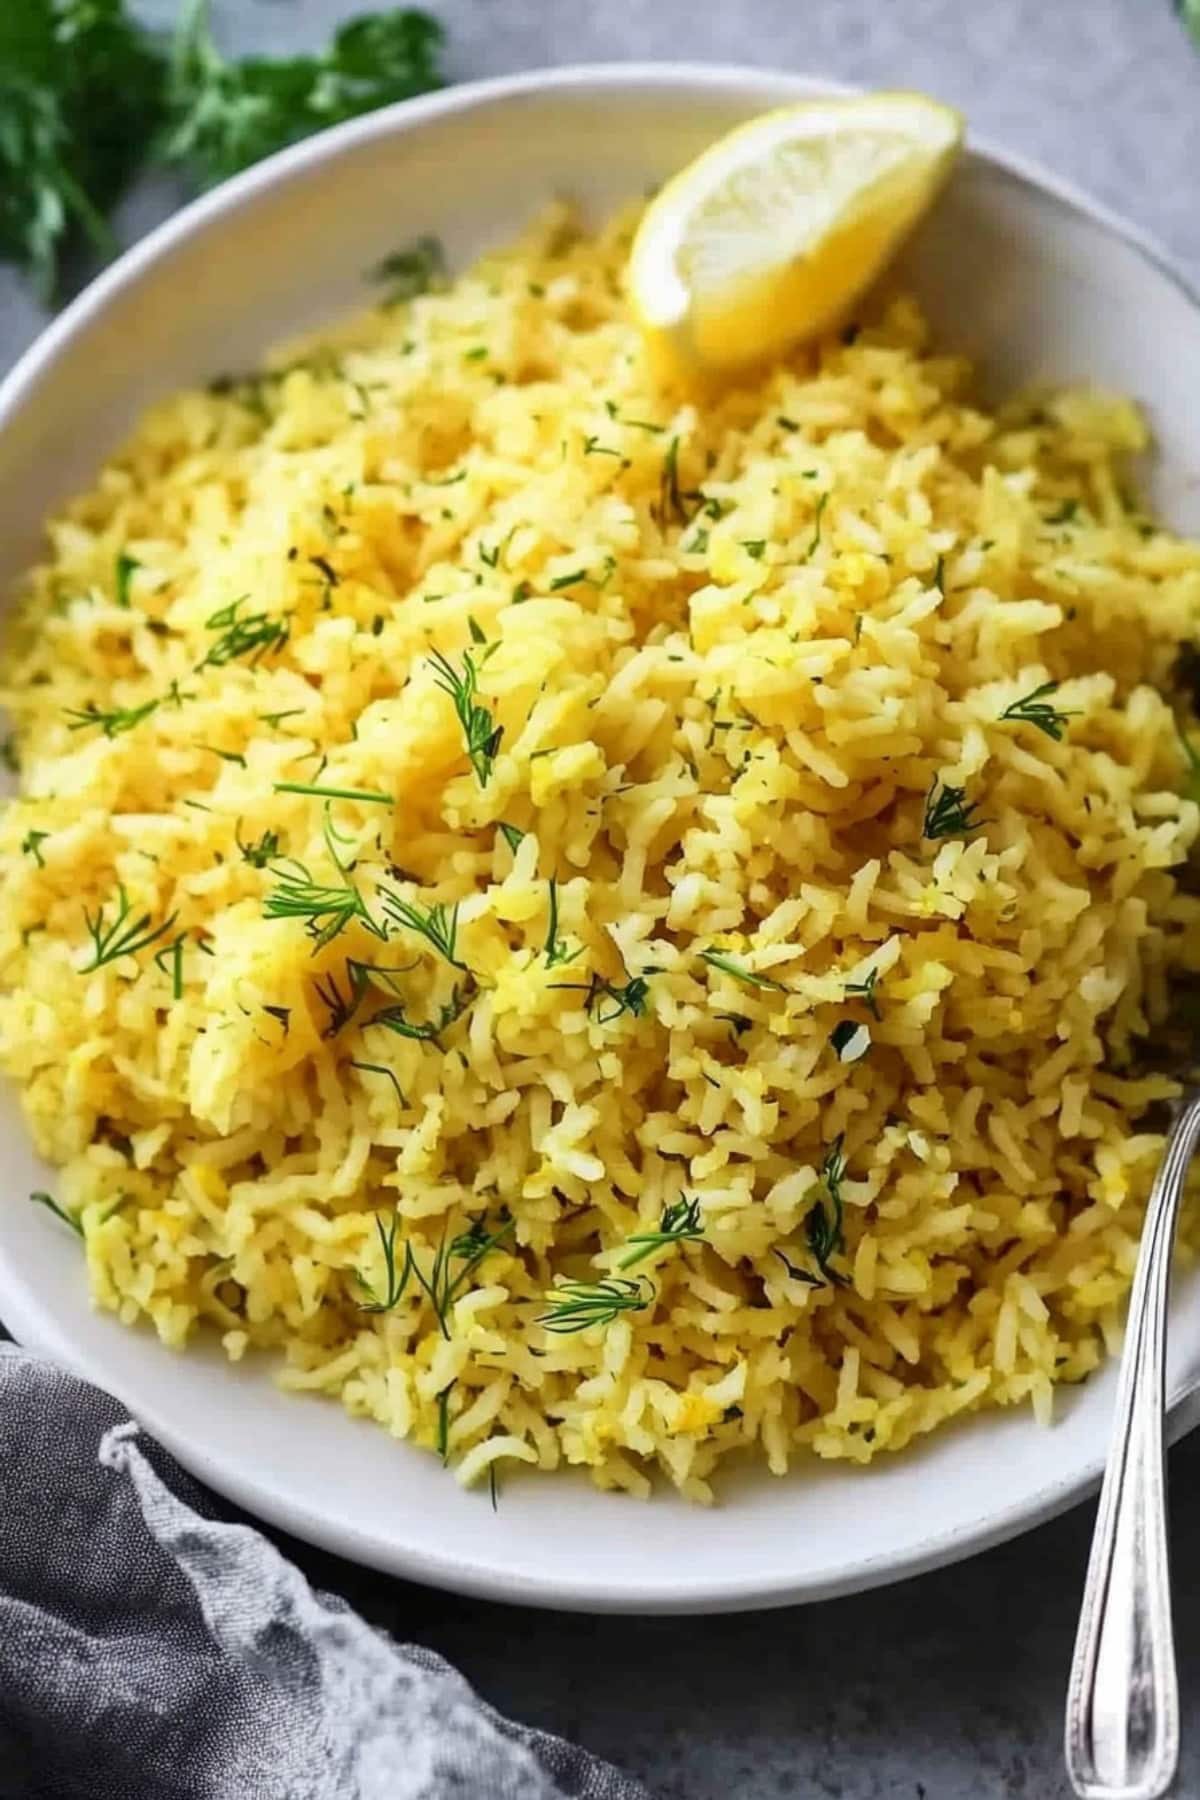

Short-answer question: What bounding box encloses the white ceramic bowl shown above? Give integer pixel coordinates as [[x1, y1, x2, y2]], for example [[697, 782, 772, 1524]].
[[4, 64, 1200, 1615]]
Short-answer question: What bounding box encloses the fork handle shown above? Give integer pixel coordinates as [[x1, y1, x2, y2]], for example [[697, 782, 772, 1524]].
[[1065, 1092, 1200, 1800]]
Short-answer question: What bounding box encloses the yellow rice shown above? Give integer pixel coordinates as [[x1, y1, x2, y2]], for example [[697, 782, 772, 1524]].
[[4, 203, 1200, 1503]]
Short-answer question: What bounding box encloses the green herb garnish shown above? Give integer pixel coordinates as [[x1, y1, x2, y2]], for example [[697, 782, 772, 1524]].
[[114, 551, 140, 608], [498, 822, 525, 853], [81, 885, 177, 971], [539, 1275, 654, 1334], [348, 1060, 405, 1104], [1000, 681, 1075, 742], [30, 1188, 83, 1237], [922, 779, 984, 840], [842, 966, 882, 1019], [199, 596, 289, 668], [618, 1195, 703, 1270], [21, 829, 49, 867], [237, 825, 281, 868], [273, 780, 391, 805], [367, 983, 471, 1043], [369, 233, 445, 304], [380, 892, 465, 968], [699, 949, 785, 991], [153, 931, 186, 1000], [356, 1211, 413, 1313], [804, 492, 829, 560], [428, 645, 503, 787], [65, 697, 159, 738], [542, 878, 579, 970]]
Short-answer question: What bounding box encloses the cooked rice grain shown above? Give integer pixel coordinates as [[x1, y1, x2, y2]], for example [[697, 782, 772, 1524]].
[[4, 204, 1200, 1502]]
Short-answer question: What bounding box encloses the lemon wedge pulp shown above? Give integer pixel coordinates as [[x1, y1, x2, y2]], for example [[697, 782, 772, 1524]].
[[629, 93, 964, 373]]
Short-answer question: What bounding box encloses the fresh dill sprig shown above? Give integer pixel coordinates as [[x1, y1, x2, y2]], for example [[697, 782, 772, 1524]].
[[313, 959, 374, 1036], [543, 878, 579, 970], [348, 1060, 406, 1105], [81, 887, 177, 972], [699, 949, 786, 991], [922, 779, 985, 840], [658, 436, 691, 526], [999, 681, 1076, 742], [21, 829, 49, 868], [588, 974, 650, 1024], [408, 1213, 515, 1339], [264, 863, 380, 950], [237, 824, 281, 868], [30, 1189, 83, 1238], [114, 551, 140, 609], [263, 817, 383, 951], [367, 983, 472, 1044], [539, 1275, 654, 1334], [805, 1135, 848, 1285], [153, 932, 187, 1000], [618, 1196, 704, 1270], [273, 781, 392, 805], [356, 1212, 414, 1313], [380, 891, 466, 968], [369, 234, 446, 303], [842, 966, 882, 1019], [198, 597, 289, 668], [428, 645, 503, 786], [65, 697, 160, 738], [804, 492, 829, 560]]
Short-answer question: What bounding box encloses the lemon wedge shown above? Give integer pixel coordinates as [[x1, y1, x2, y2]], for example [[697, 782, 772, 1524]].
[[629, 93, 964, 373]]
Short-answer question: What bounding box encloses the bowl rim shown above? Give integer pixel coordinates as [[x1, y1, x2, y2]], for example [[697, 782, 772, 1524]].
[[4, 59, 1200, 1613]]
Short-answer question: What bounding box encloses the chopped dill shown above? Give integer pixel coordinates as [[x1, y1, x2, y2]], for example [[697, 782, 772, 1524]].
[[0, 735, 18, 773], [618, 1195, 704, 1269], [498, 822, 525, 853], [1046, 498, 1080, 526], [237, 825, 282, 869], [549, 569, 587, 591], [587, 973, 650, 1024], [202, 744, 247, 767], [583, 436, 623, 458], [263, 1005, 291, 1035], [369, 235, 446, 305], [309, 553, 339, 590], [380, 892, 466, 968], [1000, 681, 1075, 742], [699, 949, 786, 991], [933, 555, 945, 595], [843, 966, 882, 1019], [539, 1275, 654, 1334], [65, 697, 159, 738], [313, 959, 374, 1036], [199, 597, 289, 668], [21, 829, 49, 868], [114, 552, 140, 609], [804, 491, 829, 560], [356, 1212, 413, 1313], [741, 539, 766, 560], [804, 1135, 849, 1284], [263, 817, 383, 950], [258, 708, 306, 729], [30, 1190, 83, 1238], [273, 780, 391, 806], [436, 1385, 453, 1461], [715, 1011, 752, 1038], [153, 932, 187, 1000], [922, 779, 985, 840], [542, 878, 579, 969], [81, 887, 177, 972], [348, 1060, 406, 1105], [368, 983, 472, 1043], [428, 645, 503, 786]]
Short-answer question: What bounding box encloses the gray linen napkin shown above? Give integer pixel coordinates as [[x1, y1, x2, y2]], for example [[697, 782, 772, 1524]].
[[0, 1345, 648, 1800]]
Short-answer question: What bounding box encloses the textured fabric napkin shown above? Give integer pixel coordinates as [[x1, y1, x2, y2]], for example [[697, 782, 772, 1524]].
[[0, 1345, 647, 1800]]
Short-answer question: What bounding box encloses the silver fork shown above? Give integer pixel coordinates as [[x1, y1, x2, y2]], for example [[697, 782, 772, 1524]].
[[1065, 1090, 1200, 1800]]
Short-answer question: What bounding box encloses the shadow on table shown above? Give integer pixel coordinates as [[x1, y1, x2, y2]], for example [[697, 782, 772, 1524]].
[[255, 1431, 1200, 1800]]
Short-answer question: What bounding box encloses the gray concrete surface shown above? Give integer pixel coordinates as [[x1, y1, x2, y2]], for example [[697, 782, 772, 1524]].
[[3, 2, 1200, 1794]]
